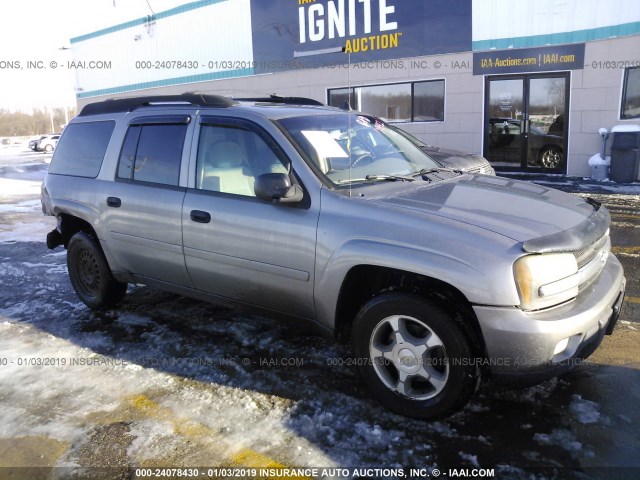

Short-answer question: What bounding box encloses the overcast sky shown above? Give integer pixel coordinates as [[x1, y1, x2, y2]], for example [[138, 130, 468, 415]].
[[0, 0, 185, 112]]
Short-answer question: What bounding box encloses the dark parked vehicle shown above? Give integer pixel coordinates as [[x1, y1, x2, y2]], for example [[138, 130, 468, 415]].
[[419, 145, 495, 175], [392, 127, 495, 175], [488, 118, 564, 169]]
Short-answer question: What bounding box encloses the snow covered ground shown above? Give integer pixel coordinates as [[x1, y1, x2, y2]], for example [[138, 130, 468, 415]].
[[1, 149, 639, 479]]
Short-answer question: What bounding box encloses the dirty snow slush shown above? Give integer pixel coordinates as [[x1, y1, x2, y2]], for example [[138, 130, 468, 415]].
[[1, 238, 640, 479]]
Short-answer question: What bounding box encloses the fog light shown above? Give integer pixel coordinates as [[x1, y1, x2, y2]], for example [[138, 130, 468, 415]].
[[553, 337, 570, 355]]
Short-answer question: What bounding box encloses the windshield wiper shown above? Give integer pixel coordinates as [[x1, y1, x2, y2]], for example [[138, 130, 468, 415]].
[[365, 174, 415, 182], [336, 174, 415, 184], [413, 167, 463, 177]]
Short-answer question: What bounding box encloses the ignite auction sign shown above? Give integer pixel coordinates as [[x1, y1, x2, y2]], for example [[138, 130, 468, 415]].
[[250, 0, 471, 72], [298, 0, 400, 53]]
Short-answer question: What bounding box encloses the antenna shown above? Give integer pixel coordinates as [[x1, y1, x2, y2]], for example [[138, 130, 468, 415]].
[[144, 0, 155, 15], [347, 49, 353, 198], [291, 45, 350, 194], [143, 0, 156, 37]]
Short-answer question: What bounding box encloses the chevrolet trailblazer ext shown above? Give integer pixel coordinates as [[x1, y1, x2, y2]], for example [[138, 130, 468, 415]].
[[41, 94, 625, 419]]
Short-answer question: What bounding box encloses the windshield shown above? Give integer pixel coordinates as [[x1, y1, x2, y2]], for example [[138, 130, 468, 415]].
[[277, 113, 440, 186]]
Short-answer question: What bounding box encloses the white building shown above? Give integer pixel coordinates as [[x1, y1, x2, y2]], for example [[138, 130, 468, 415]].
[[71, 0, 640, 176]]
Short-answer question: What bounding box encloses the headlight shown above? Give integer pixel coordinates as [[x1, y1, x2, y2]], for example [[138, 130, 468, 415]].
[[514, 254, 578, 310]]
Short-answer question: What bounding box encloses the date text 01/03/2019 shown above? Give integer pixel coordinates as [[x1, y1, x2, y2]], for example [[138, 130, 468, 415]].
[[590, 60, 640, 69]]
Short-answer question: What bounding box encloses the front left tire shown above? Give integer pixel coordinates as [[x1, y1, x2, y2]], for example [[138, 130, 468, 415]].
[[351, 292, 479, 419]]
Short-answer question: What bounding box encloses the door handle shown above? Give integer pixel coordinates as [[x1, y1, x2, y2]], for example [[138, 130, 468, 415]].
[[190, 210, 211, 223], [106, 196, 121, 208]]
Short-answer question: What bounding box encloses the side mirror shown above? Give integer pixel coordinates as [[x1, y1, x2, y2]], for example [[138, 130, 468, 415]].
[[254, 173, 303, 204]]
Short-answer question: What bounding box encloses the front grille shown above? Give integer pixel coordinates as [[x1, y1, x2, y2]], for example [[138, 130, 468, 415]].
[[576, 233, 610, 292], [465, 161, 495, 176], [574, 233, 608, 269]]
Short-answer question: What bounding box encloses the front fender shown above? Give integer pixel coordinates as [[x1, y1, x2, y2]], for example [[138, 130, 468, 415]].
[[314, 238, 521, 330]]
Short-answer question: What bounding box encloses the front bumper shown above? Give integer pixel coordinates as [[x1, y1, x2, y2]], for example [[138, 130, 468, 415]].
[[473, 254, 625, 386]]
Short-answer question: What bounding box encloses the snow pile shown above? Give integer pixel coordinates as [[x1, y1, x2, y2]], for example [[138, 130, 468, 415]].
[[458, 451, 480, 467], [0, 198, 42, 213], [0, 322, 140, 443], [0, 197, 55, 244], [569, 394, 601, 424], [611, 124, 640, 133], [0, 218, 56, 243], [588, 154, 611, 182], [533, 429, 582, 454], [0, 177, 42, 196], [587, 153, 610, 167]]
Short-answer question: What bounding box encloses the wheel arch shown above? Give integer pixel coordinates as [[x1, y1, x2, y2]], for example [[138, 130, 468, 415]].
[[57, 212, 98, 248], [333, 264, 488, 361], [540, 143, 563, 154]]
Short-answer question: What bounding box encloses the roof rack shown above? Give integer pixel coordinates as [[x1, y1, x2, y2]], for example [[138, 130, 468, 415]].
[[234, 94, 324, 106], [78, 93, 239, 116]]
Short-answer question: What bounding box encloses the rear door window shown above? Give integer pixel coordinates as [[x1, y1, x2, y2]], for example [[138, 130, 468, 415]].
[[117, 123, 187, 186]]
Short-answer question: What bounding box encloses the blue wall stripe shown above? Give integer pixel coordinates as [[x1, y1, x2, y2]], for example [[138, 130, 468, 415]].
[[472, 21, 640, 51], [76, 68, 254, 99], [71, 0, 229, 44]]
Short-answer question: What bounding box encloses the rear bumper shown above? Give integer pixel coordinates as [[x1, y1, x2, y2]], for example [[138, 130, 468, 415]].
[[473, 254, 625, 386]]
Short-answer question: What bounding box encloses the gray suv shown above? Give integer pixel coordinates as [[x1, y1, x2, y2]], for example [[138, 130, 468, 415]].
[[41, 94, 625, 419]]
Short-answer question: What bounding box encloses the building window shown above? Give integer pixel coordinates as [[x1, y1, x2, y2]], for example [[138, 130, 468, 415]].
[[359, 83, 412, 122], [327, 88, 355, 111], [621, 67, 640, 120], [327, 80, 445, 123], [413, 80, 445, 122]]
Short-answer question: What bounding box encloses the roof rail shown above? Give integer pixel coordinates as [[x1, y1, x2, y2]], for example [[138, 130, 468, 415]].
[[234, 94, 324, 106], [78, 93, 238, 116]]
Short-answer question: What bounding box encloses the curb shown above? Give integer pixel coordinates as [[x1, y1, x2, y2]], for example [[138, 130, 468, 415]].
[[497, 172, 640, 195]]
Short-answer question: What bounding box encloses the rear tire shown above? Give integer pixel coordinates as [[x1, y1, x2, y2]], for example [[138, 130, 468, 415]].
[[351, 292, 479, 419], [67, 232, 127, 309]]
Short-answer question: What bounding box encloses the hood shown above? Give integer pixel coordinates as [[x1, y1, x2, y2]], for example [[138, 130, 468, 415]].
[[420, 146, 481, 170], [419, 146, 493, 174], [373, 175, 601, 245]]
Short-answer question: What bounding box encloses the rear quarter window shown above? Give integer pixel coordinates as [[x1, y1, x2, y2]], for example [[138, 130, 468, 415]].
[[49, 121, 116, 177]]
